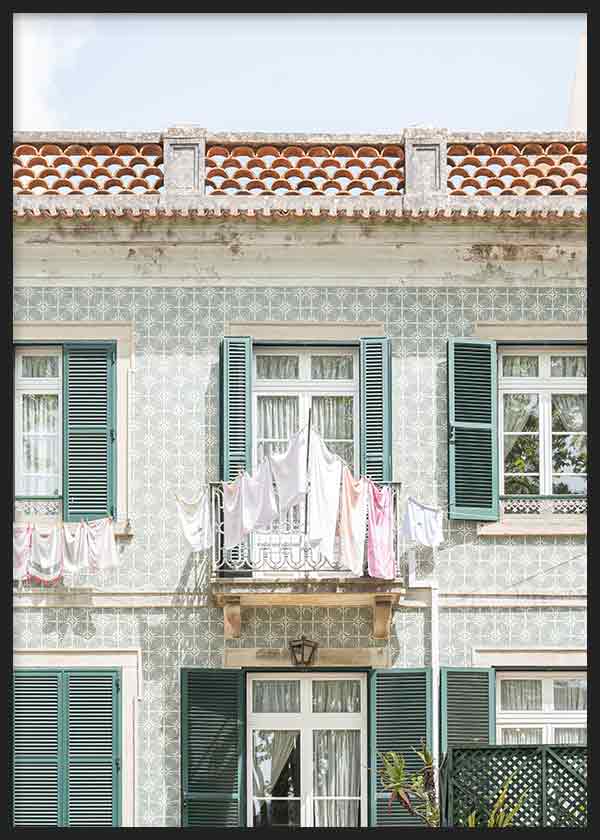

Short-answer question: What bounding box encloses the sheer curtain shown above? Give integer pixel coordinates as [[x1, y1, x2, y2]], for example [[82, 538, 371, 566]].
[[253, 680, 300, 713], [501, 728, 543, 745], [502, 356, 538, 377], [554, 728, 586, 745], [257, 355, 299, 380], [312, 680, 361, 713], [504, 394, 538, 434], [500, 680, 542, 711], [311, 355, 353, 380], [551, 394, 586, 432], [313, 730, 361, 826], [312, 396, 354, 464], [257, 397, 299, 458], [551, 356, 586, 377], [554, 679, 587, 710], [253, 730, 299, 798], [20, 393, 60, 496]]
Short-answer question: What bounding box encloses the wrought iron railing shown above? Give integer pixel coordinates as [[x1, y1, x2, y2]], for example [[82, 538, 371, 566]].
[[500, 495, 587, 516], [14, 496, 63, 521], [440, 745, 587, 828], [210, 481, 402, 578]]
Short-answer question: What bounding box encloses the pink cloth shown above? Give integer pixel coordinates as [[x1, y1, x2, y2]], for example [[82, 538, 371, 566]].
[[366, 481, 395, 579], [13, 525, 32, 581], [338, 467, 368, 576]]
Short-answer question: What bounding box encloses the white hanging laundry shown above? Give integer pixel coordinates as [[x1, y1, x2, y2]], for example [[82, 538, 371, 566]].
[[63, 521, 90, 574], [223, 459, 278, 550], [307, 430, 342, 562], [269, 427, 308, 514], [29, 524, 63, 583], [87, 517, 120, 570], [13, 524, 32, 581], [401, 496, 444, 548], [338, 466, 368, 576], [176, 488, 213, 553]]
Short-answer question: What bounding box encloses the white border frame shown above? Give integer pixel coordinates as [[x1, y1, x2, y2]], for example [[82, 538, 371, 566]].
[[246, 671, 368, 828], [495, 670, 587, 745], [498, 346, 587, 497], [13, 648, 142, 827]]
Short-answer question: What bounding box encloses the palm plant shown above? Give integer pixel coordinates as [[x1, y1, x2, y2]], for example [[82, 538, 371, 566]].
[[378, 742, 439, 827], [464, 774, 528, 828]]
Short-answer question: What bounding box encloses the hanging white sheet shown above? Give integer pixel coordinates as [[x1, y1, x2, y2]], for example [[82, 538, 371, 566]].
[[307, 430, 342, 562], [401, 496, 444, 548], [269, 426, 308, 515], [176, 488, 213, 553]]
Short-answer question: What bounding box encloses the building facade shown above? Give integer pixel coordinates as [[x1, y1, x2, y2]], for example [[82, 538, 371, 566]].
[[12, 127, 587, 827]]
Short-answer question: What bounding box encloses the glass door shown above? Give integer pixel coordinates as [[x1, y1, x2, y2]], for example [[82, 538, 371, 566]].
[[247, 673, 368, 827]]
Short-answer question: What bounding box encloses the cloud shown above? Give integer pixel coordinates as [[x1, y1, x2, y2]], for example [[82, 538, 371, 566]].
[[13, 14, 97, 129]]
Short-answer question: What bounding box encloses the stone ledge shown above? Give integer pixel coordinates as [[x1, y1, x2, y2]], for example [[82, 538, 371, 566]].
[[477, 515, 586, 536]]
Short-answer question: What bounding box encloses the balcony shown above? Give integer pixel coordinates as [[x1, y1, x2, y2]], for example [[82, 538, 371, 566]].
[[478, 495, 587, 537], [209, 482, 406, 640]]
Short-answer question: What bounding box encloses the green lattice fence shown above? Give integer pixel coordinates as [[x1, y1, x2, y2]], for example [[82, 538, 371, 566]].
[[441, 745, 587, 828]]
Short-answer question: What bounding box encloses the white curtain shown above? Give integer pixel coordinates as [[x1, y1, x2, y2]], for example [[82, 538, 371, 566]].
[[257, 396, 299, 458], [312, 680, 360, 713], [313, 729, 361, 827], [257, 355, 299, 380], [20, 393, 60, 496], [503, 393, 538, 434], [502, 356, 538, 377], [312, 396, 354, 464], [22, 355, 59, 378], [501, 728, 543, 745], [253, 730, 299, 798], [551, 356, 586, 377], [253, 680, 300, 713], [554, 728, 586, 745], [311, 355, 353, 380], [554, 679, 587, 710], [500, 680, 542, 711], [551, 394, 586, 432]]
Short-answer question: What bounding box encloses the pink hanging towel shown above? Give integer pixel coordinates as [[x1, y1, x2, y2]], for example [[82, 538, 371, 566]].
[[13, 524, 32, 581], [366, 481, 395, 579]]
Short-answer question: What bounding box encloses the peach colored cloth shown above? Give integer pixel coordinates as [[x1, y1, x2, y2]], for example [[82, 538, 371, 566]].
[[338, 466, 368, 576], [367, 481, 394, 579]]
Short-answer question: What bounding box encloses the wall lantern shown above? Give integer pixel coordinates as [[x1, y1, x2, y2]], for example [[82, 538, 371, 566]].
[[289, 635, 319, 667]]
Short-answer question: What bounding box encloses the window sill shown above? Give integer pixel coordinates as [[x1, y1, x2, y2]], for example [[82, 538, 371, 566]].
[[478, 515, 586, 537]]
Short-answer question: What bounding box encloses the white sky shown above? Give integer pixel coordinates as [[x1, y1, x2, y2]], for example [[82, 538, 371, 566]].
[[13, 13, 586, 132]]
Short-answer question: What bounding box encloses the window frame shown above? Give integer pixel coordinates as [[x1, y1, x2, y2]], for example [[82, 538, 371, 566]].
[[14, 346, 63, 500], [495, 670, 587, 745], [246, 671, 368, 828], [252, 346, 360, 473], [498, 345, 587, 497]]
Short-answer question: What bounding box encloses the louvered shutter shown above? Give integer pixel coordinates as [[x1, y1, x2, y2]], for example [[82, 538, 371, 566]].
[[13, 671, 61, 826], [369, 668, 432, 827], [63, 343, 116, 521], [448, 338, 498, 520], [66, 671, 120, 826], [440, 667, 495, 754], [12, 669, 120, 827], [360, 337, 392, 482], [220, 337, 252, 481], [181, 669, 244, 827]]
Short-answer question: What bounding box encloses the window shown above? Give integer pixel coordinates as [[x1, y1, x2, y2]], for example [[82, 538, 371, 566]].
[[498, 347, 587, 497], [14, 343, 116, 521], [14, 347, 63, 498], [496, 671, 587, 745], [13, 668, 121, 826], [246, 672, 368, 827], [253, 348, 359, 471]]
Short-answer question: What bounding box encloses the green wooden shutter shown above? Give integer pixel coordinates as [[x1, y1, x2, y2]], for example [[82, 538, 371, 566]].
[[369, 668, 432, 827], [13, 670, 61, 826], [220, 337, 252, 481], [448, 338, 498, 520], [66, 670, 120, 826], [360, 337, 392, 482], [63, 343, 116, 521], [181, 668, 245, 827], [440, 667, 495, 754], [13, 669, 120, 827]]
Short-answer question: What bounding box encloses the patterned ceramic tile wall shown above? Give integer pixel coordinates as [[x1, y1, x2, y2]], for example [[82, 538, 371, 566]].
[[439, 606, 587, 666], [13, 284, 586, 593]]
